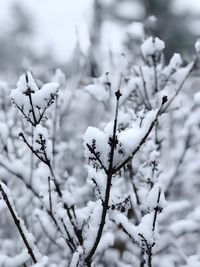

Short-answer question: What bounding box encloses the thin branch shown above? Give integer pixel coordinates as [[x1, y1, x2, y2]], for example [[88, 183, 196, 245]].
[[152, 55, 158, 93], [43, 150, 83, 246], [52, 94, 58, 167], [113, 97, 167, 174], [86, 143, 108, 173], [0, 183, 37, 264], [152, 188, 161, 232], [139, 67, 151, 110], [0, 158, 73, 251], [85, 90, 121, 265], [30, 125, 34, 186], [14, 103, 35, 126], [128, 163, 140, 207], [19, 131, 83, 246], [37, 92, 58, 125], [160, 71, 173, 91], [25, 73, 38, 126], [165, 134, 190, 197], [19, 132, 47, 164], [162, 58, 197, 113], [0, 159, 40, 199], [48, 176, 53, 214], [36, 214, 63, 250]]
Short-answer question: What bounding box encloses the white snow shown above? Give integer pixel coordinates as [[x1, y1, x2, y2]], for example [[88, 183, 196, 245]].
[[169, 220, 200, 237], [84, 73, 111, 104], [33, 82, 59, 108], [33, 125, 53, 160], [169, 53, 182, 70], [146, 185, 166, 212], [83, 126, 109, 167], [194, 92, 200, 104], [17, 71, 39, 93], [195, 39, 200, 54], [0, 122, 9, 144], [11, 72, 59, 123], [96, 232, 114, 254], [114, 0, 145, 20], [84, 83, 110, 103], [141, 37, 165, 58], [171, 0, 200, 16], [83, 200, 103, 253]]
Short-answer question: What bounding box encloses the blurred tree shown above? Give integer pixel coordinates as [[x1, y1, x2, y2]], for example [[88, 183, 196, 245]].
[[0, 3, 55, 79], [88, 0, 145, 77], [88, 0, 197, 71], [0, 3, 33, 76], [144, 0, 196, 61]]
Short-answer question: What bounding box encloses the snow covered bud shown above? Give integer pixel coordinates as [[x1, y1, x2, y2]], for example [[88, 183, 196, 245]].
[[162, 96, 168, 105], [169, 53, 182, 71], [115, 90, 122, 100], [141, 37, 165, 65]]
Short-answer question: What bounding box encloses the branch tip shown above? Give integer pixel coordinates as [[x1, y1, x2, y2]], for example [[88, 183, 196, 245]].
[[115, 90, 122, 100]]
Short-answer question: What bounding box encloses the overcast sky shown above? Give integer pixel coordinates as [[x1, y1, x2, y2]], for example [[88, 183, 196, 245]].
[[0, 0, 93, 63], [0, 0, 200, 63]]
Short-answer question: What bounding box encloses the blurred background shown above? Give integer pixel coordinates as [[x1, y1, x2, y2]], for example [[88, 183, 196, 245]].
[[0, 0, 199, 80]]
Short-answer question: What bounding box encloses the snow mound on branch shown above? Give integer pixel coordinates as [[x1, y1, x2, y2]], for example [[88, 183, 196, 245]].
[[112, 211, 157, 248], [33, 82, 59, 108], [146, 184, 166, 212], [11, 72, 59, 112], [83, 73, 111, 103], [169, 53, 182, 70], [83, 126, 109, 167], [83, 109, 158, 170], [84, 83, 110, 102], [195, 39, 200, 54], [33, 125, 53, 160], [141, 37, 165, 58], [118, 110, 157, 154], [17, 71, 39, 93]]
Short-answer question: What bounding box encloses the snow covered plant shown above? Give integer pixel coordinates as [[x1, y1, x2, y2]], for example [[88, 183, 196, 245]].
[[0, 35, 199, 267], [82, 36, 200, 266], [11, 71, 59, 127], [82, 90, 167, 267]]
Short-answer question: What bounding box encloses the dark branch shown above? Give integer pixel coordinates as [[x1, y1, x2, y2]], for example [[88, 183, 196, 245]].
[[0, 183, 37, 264]]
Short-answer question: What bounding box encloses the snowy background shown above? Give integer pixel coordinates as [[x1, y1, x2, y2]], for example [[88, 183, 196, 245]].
[[1, 1, 200, 267], [0, 0, 200, 71]]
